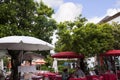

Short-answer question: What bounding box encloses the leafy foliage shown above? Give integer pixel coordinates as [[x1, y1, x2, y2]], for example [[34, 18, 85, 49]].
[[55, 16, 116, 57], [111, 22, 120, 49], [0, 0, 57, 42], [72, 23, 114, 56]]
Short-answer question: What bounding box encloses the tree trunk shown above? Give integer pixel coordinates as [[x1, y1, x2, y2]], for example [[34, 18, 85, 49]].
[[10, 58, 19, 80], [80, 58, 85, 72], [77, 58, 85, 72], [8, 50, 21, 80]]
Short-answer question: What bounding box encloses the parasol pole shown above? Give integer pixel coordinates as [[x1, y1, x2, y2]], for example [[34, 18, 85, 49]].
[[114, 56, 118, 80], [18, 50, 24, 79], [19, 51, 24, 64]]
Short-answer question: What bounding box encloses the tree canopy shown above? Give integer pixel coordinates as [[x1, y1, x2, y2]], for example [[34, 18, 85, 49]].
[[111, 22, 120, 49], [72, 23, 114, 56], [0, 0, 57, 42], [55, 16, 117, 57]]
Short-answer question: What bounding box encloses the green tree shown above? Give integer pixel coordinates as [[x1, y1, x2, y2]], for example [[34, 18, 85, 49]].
[[55, 22, 73, 51], [55, 17, 115, 72], [32, 1, 56, 42], [55, 16, 115, 57], [55, 16, 87, 71], [0, 0, 56, 80], [72, 23, 114, 56], [55, 15, 87, 52], [111, 22, 120, 49]]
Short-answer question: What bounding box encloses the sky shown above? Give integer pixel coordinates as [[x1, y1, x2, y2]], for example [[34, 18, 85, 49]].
[[35, 0, 120, 23]]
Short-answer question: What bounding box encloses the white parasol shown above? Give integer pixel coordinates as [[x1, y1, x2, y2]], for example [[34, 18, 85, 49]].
[[0, 36, 54, 51], [32, 59, 46, 65], [23, 51, 44, 61], [0, 36, 54, 80]]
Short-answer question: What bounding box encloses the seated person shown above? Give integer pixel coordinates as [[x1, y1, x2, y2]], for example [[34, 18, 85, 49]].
[[0, 69, 5, 80], [62, 68, 69, 80], [94, 66, 99, 75], [74, 66, 85, 78]]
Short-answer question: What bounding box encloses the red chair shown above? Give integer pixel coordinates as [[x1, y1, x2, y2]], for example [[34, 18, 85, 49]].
[[55, 76, 62, 80], [99, 76, 104, 80]]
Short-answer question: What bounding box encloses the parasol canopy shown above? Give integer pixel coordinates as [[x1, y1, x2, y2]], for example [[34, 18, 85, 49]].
[[32, 59, 46, 65], [23, 51, 44, 61], [51, 51, 84, 58], [100, 50, 120, 80], [100, 50, 120, 56], [0, 36, 54, 51]]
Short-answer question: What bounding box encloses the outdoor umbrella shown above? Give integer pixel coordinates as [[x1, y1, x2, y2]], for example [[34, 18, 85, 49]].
[[51, 51, 84, 73], [99, 50, 120, 67], [51, 51, 84, 58], [100, 50, 120, 79], [23, 51, 44, 61], [0, 36, 54, 80], [0, 36, 54, 51], [32, 59, 46, 65], [100, 50, 120, 56], [32, 59, 46, 70]]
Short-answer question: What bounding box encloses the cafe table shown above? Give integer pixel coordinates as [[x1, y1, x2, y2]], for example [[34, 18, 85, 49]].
[[54, 75, 62, 80], [32, 76, 43, 80], [101, 73, 117, 80], [69, 77, 87, 80], [86, 75, 100, 80], [37, 72, 60, 80]]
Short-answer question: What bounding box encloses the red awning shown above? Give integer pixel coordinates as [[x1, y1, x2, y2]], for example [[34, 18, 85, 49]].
[[100, 50, 120, 56], [51, 51, 84, 58]]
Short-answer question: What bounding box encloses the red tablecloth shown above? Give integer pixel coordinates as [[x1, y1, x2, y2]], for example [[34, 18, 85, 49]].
[[54, 75, 62, 80], [102, 73, 117, 80], [38, 72, 62, 80], [69, 77, 87, 80], [86, 75, 100, 80], [43, 72, 56, 76]]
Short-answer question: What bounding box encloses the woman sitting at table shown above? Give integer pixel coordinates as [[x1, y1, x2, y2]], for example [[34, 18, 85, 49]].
[[74, 66, 85, 78]]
